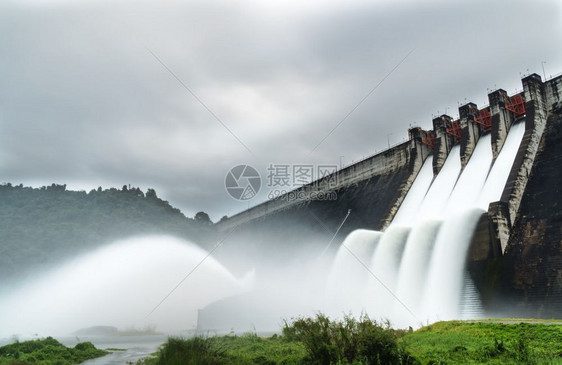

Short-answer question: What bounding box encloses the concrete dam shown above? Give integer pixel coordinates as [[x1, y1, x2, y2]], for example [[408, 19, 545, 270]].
[[203, 73, 562, 331]]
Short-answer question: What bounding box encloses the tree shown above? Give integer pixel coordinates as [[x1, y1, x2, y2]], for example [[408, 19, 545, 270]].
[[195, 211, 213, 226], [146, 188, 158, 199]]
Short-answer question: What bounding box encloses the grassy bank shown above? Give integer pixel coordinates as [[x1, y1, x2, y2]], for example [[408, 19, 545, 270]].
[[399, 321, 562, 364], [139, 316, 562, 364], [139, 334, 307, 365], [0, 337, 107, 364]]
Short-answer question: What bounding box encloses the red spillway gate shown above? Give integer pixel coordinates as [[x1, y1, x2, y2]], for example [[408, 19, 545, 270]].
[[445, 120, 462, 141], [473, 108, 492, 131], [504, 93, 526, 118], [420, 130, 436, 148]]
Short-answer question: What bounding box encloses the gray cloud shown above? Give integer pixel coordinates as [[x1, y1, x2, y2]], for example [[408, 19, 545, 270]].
[[1, 0, 561, 220]]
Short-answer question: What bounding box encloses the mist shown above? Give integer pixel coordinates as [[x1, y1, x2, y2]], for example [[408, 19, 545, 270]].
[[0, 236, 249, 338], [0, 230, 351, 338]]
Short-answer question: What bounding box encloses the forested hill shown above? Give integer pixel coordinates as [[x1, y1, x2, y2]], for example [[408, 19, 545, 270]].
[[0, 183, 216, 284]]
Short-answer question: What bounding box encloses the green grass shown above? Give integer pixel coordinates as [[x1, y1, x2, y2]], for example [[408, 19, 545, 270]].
[[469, 318, 562, 324], [0, 337, 108, 364], [212, 333, 307, 364], [138, 333, 307, 365], [398, 321, 562, 364], [140, 314, 414, 365], [139, 318, 562, 365]]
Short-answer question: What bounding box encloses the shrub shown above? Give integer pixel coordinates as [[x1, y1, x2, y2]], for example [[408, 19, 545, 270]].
[[74, 341, 97, 351], [155, 337, 227, 365], [282, 313, 415, 365], [0, 337, 107, 364]]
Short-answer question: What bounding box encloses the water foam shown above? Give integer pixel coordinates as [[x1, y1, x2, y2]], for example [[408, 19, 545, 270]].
[[327, 122, 526, 327], [0, 236, 246, 337]]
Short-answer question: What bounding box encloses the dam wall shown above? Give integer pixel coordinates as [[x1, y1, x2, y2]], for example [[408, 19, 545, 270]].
[[211, 72, 562, 319], [466, 74, 550, 259], [218, 137, 432, 234], [496, 109, 562, 317], [497, 74, 562, 317], [218, 73, 561, 239], [461, 73, 562, 316], [213, 137, 432, 274]]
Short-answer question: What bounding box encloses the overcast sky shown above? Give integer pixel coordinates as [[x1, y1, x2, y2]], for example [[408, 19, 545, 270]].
[[1, 0, 561, 221]]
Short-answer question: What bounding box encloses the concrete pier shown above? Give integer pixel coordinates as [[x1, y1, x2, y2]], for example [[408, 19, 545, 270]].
[[498, 74, 548, 233], [431, 115, 455, 175], [459, 103, 483, 168]]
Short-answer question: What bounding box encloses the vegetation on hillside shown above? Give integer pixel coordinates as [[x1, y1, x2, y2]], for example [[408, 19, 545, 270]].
[[0, 337, 107, 364], [0, 183, 215, 283], [138, 316, 562, 365]]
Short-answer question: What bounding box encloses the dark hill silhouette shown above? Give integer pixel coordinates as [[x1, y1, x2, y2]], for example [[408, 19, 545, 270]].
[[0, 183, 215, 284]]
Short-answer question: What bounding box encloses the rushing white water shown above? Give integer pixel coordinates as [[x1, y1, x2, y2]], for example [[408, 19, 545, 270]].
[[460, 272, 485, 319], [325, 230, 382, 316], [478, 121, 526, 206], [414, 145, 462, 223], [328, 122, 526, 327], [0, 236, 248, 338], [366, 226, 410, 319], [393, 219, 441, 323], [418, 134, 494, 320], [445, 134, 493, 212], [422, 207, 485, 320], [392, 155, 434, 226]]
